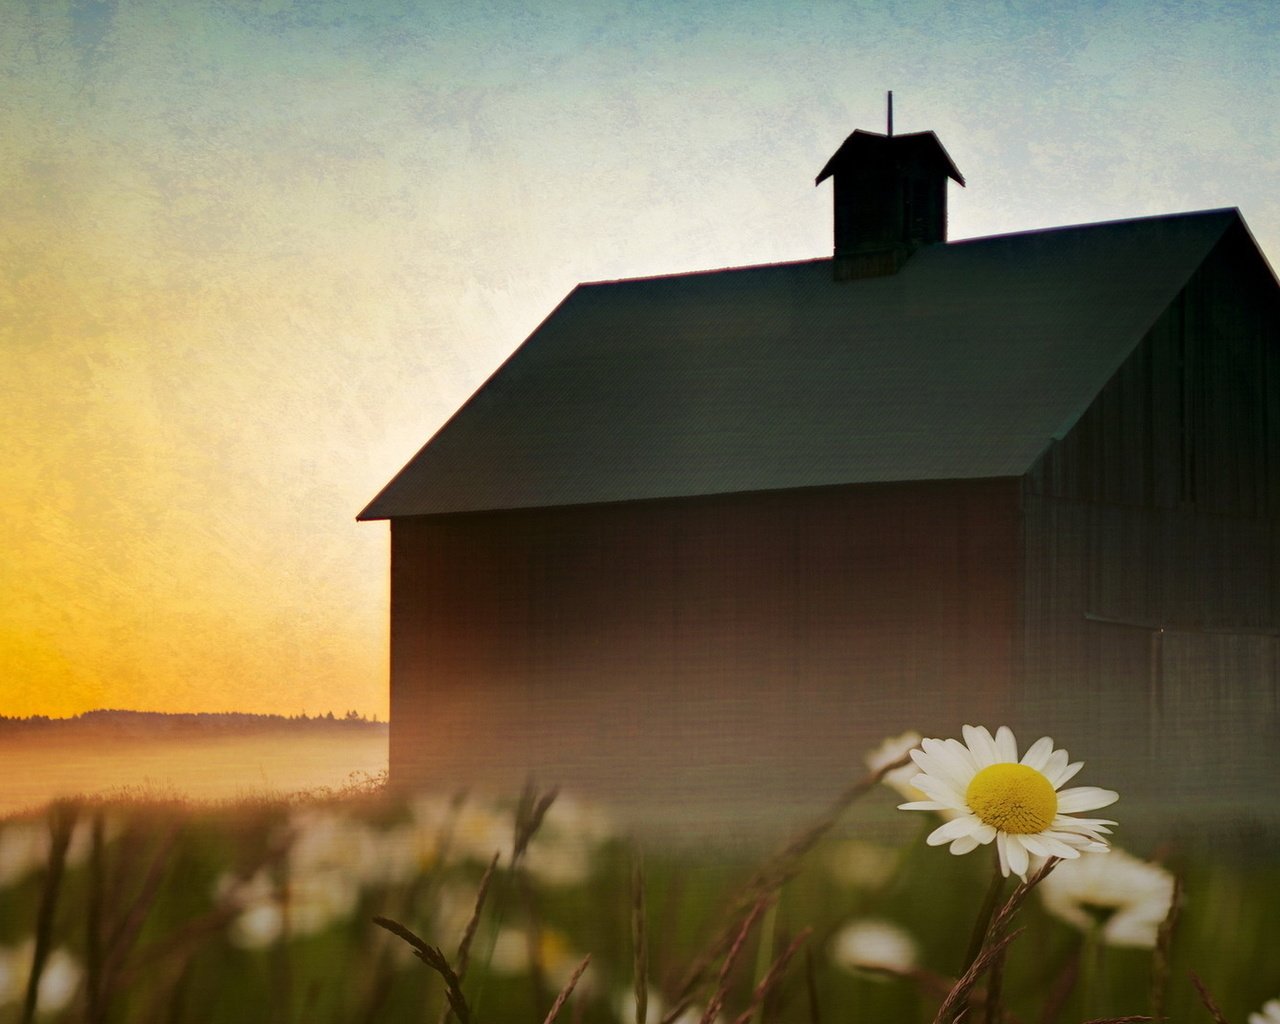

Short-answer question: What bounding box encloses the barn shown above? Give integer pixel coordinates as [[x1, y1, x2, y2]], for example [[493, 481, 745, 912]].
[[360, 124, 1280, 838]]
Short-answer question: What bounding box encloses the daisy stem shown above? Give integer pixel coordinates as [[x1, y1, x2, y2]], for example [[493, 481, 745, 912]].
[[960, 854, 1006, 976]]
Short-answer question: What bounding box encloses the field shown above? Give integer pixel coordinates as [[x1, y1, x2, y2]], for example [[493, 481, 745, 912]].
[[1, 751, 1278, 1024], [0, 719, 388, 820]]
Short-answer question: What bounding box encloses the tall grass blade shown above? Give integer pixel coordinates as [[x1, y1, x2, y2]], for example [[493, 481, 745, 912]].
[[541, 954, 591, 1024], [1150, 875, 1182, 1024], [20, 801, 77, 1024], [373, 916, 472, 1024], [633, 850, 649, 1024], [728, 926, 811, 1024], [1189, 971, 1229, 1024]]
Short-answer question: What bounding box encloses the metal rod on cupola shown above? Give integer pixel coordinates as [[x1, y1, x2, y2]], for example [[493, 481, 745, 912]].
[[887, 90, 893, 136]]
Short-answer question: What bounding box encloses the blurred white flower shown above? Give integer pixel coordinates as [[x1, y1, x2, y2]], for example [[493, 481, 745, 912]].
[[215, 863, 359, 949], [450, 801, 516, 865], [37, 948, 83, 1015], [1249, 997, 1280, 1024], [0, 941, 82, 1014], [865, 731, 925, 801], [829, 919, 918, 976], [230, 901, 285, 950], [824, 840, 898, 890], [488, 926, 584, 989], [541, 794, 615, 845], [285, 809, 384, 885], [1038, 848, 1175, 948], [376, 820, 443, 886], [521, 794, 614, 887]]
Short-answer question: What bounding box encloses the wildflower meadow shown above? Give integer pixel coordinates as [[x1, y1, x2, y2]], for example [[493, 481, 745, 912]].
[[1, 727, 1277, 1023]]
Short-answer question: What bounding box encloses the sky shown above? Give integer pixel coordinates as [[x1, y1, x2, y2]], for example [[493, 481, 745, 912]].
[[2, 0, 1277, 720]]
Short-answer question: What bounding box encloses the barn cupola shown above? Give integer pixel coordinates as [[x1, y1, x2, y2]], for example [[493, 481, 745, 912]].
[[815, 93, 965, 280]]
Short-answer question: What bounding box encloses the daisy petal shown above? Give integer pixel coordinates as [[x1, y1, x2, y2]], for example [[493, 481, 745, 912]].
[[916, 742, 962, 788], [1005, 836, 1030, 879], [897, 800, 950, 811], [949, 834, 981, 855], [1050, 760, 1085, 789], [993, 726, 1018, 763], [911, 751, 968, 797], [920, 738, 977, 788], [1057, 816, 1117, 830], [927, 816, 981, 847], [1056, 787, 1120, 813], [995, 832, 1012, 877], [963, 725, 999, 766], [1020, 736, 1054, 771], [942, 737, 980, 775], [916, 742, 972, 788], [1041, 749, 1069, 784], [1018, 833, 1077, 859], [911, 774, 966, 807]]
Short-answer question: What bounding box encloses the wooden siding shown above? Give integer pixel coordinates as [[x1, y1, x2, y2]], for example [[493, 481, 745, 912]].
[[1020, 223, 1280, 815], [389, 480, 1021, 835]]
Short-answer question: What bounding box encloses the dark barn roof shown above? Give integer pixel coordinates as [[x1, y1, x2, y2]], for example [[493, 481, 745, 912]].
[[360, 209, 1242, 520]]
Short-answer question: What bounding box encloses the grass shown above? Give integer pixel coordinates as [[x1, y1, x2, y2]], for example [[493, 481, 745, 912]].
[[0, 767, 1277, 1024]]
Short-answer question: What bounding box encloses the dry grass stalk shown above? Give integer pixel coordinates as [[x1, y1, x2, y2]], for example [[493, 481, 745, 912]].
[[1078, 1017, 1157, 1023], [540, 954, 592, 1024], [513, 781, 559, 864], [85, 811, 106, 1024], [373, 916, 472, 1024], [432, 851, 504, 1024], [21, 801, 77, 1024], [989, 858, 1060, 938], [1189, 971, 1229, 1024], [861, 963, 964, 1003], [97, 824, 183, 1000], [673, 755, 909, 1010], [932, 928, 1025, 1024], [939, 857, 1057, 1024], [113, 829, 292, 1001], [695, 897, 771, 1024], [457, 851, 501, 981], [983, 942, 1008, 1024], [1149, 875, 1182, 1024], [633, 852, 650, 1024], [727, 926, 812, 1024]]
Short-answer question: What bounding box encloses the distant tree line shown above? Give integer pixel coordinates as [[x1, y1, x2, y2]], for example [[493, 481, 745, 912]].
[[0, 709, 387, 737]]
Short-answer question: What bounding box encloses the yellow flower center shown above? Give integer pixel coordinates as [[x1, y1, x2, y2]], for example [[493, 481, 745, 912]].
[[965, 763, 1058, 834]]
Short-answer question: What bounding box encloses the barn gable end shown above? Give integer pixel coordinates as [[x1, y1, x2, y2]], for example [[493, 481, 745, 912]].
[[1018, 218, 1280, 807], [361, 124, 1278, 838]]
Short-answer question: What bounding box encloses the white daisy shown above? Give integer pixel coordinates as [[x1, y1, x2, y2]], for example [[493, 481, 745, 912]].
[[898, 725, 1119, 880], [1249, 998, 1280, 1024], [829, 918, 918, 976], [1038, 847, 1175, 948]]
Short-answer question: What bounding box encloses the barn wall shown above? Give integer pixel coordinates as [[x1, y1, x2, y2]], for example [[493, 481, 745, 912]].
[[1021, 223, 1280, 822], [389, 479, 1021, 836]]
